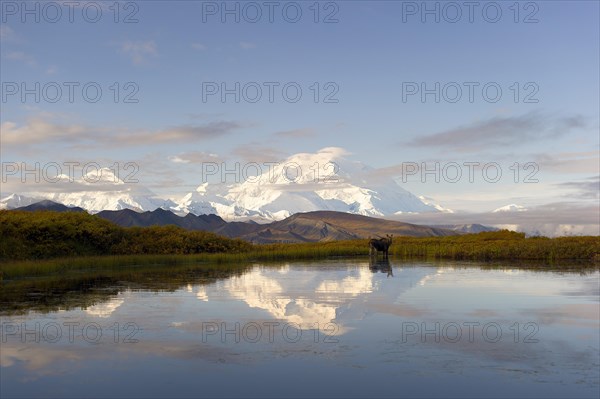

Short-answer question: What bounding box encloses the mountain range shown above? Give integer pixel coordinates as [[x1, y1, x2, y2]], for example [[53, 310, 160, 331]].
[[97, 208, 462, 243], [5, 200, 499, 243], [0, 148, 448, 220]]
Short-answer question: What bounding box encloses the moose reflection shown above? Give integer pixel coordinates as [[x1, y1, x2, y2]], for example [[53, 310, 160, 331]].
[[369, 257, 393, 277], [369, 234, 393, 258]]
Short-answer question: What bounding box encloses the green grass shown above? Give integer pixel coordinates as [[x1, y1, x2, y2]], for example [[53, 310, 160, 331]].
[[2, 233, 599, 280], [389, 232, 600, 262], [0, 241, 362, 280], [1, 211, 598, 279]]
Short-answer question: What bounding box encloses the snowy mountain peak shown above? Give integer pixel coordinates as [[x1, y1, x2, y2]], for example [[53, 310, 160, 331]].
[[82, 167, 125, 185], [2, 149, 448, 221], [239, 147, 351, 186], [195, 182, 209, 193], [418, 196, 455, 213], [0, 193, 42, 210], [177, 147, 441, 221], [1, 166, 173, 214]]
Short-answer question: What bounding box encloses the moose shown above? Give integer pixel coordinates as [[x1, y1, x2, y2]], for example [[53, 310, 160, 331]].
[[369, 234, 393, 258]]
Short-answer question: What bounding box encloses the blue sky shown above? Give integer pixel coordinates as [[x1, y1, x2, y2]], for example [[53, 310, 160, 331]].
[[1, 1, 598, 226]]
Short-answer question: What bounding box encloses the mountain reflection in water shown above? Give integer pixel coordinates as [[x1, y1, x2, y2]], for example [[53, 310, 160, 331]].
[[1, 259, 598, 399]]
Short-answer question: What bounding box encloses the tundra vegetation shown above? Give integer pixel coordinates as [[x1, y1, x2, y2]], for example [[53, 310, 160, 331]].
[[1, 210, 598, 279]]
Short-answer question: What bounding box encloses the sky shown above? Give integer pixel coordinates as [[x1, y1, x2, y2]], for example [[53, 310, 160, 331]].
[[0, 0, 599, 232]]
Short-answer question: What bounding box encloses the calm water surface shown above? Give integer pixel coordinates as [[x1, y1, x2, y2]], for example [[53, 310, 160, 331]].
[[1, 260, 599, 398]]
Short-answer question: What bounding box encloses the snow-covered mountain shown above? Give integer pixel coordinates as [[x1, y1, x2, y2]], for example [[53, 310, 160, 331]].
[[0, 193, 42, 210], [1, 168, 175, 214], [173, 147, 443, 220], [418, 196, 454, 213], [1, 148, 447, 220]]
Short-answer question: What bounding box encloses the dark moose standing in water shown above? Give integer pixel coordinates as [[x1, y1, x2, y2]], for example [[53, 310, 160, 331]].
[[369, 235, 394, 277], [369, 234, 393, 258]]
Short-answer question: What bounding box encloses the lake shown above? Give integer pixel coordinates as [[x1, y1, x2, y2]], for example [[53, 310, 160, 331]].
[[1, 259, 598, 398]]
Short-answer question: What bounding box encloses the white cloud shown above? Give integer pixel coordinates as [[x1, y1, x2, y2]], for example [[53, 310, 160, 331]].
[[557, 176, 600, 199], [1, 118, 88, 144], [119, 40, 158, 65], [169, 156, 190, 164], [2, 116, 245, 149], [408, 112, 588, 152], [168, 151, 221, 164], [4, 51, 36, 66]]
